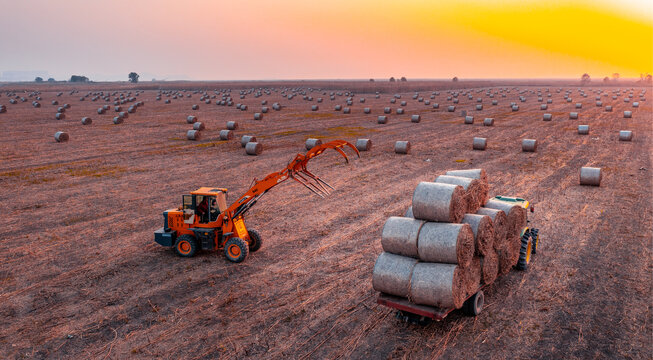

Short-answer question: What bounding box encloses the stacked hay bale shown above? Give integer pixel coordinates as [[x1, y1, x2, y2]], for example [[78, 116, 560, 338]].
[[373, 169, 510, 310]]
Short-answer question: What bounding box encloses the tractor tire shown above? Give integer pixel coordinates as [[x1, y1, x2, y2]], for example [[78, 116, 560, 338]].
[[248, 229, 263, 252], [516, 231, 533, 270], [224, 237, 249, 263], [463, 291, 484, 316], [174, 234, 198, 258], [531, 228, 539, 254]]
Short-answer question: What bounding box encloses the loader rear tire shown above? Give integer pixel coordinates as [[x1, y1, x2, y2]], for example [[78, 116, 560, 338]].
[[175, 235, 198, 258], [247, 229, 263, 252], [531, 228, 539, 254], [225, 237, 249, 263]]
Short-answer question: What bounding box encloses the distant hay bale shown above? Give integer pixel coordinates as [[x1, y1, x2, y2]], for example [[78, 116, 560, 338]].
[[55, 112, 65, 120], [394, 141, 410, 154], [624, 111, 632, 118], [219, 130, 234, 140], [605, 106, 612, 112], [192, 104, 199, 110], [411, 114, 420, 123], [113, 116, 123, 124], [540, 104, 547, 110], [81, 117, 92, 125], [476, 104, 483, 110], [511, 105, 519, 111], [522, 139, 537, 152], [377, 115, 388, 124], [464, 116, 474, 124], [483, 118, 494, 126], [187, 115, 197, 124], [543, 113, 552, 121], [432, 103, 439, 109], [254, 113, 263, 120], [575, 103, 582, 109], [305, 138, 322, 150], [580, 167, 601, 186], [193, 122, 205, 131], [355, 138, 372, 151], [227, 121, 238, 130], [448, 105, 455, 112], [186, 130, 201, 140], [343, 107, 351, 114], [384, 107, 391, 114], [364, 107, 371, 114], [311, 105, 319, 111], [241, 135, 256, 147], [245, 142, 263, 155], [578, 125, 589, 135], [54, 131, 69, 142], [473, 137, 486, 150], [569, 112, 578, 119], [619, 130, 632, 141]]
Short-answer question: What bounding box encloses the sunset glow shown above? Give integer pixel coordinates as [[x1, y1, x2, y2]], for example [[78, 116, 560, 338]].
[[0, 0, 650, 80]]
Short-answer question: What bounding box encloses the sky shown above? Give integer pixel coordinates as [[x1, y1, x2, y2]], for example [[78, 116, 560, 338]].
[[0, 0, 651, 81]]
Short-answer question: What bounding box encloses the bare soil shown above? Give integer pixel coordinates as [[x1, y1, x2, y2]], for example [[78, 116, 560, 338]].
[[0, 81, 651, 359]]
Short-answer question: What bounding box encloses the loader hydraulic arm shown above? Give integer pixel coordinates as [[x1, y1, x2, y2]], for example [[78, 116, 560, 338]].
[[226, 140, 359, 219]]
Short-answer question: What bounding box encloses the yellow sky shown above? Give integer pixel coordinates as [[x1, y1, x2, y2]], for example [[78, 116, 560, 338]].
[[0, 0, 650, 80]]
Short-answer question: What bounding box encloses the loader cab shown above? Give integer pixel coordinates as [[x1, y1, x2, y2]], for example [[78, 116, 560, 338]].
[[186, 187, 229, 224]]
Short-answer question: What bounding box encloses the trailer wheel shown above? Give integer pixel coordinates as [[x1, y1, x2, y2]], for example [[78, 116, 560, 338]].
[[531, 228, 539, 254], [174, 234, 198, 258], [224, 237, 249, 263], [516, 231, 533, 271], [463, 291, 484, 316], [247, 229, 263, 252]]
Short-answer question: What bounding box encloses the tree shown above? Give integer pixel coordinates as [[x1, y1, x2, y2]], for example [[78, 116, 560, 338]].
[[400, 76, 407, 82], [646, 74, 652, 84], [47, 78, 55, 83], [129, 72, 139, 83], [612, 73, 619, 81], [389, 77, 396, 82], [369, 78, 374, 82], [603, 76, 610, 83], [35, 77, 43, 83], [580, 73, 590, 85], [452, 76, 459, 82], [70, 75, 89, 83]]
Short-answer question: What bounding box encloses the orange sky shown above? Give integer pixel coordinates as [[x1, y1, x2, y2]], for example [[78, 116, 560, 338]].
[[0, 0, 651, 81]]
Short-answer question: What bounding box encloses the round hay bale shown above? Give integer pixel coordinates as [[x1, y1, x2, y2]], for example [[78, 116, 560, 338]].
[[384, 107, 391, 114], [245, 142, 263, 155], [254, 113, 262, 120], [578, 125, 589, 135], [434, 175, 486, 213], [409, 263, 465, 309], [480, 248, 499, 285], [119, 111, 128, 119], [522, 139, 537, 152], [473, 137, 486, 150], [433, 103, 440, 109], [187, 115, 197, 124], [540, 104, 548, 110], [575, 103, 582, 109], [464, 257, 482, 298], [394, 141, 410, 154], [605, 106, 612, 112], [381, 216, 425, 257], [54, 131, 69, 142], [335, 105, 342, 111], [377, 115, 388, 124], [311, 105, 319, 111], [412, 182, 465, 223], [81, 117, 92, 125], [543, 113, 552, 121], [396, 108, 404, 115], [372, 252, 418, 298], [219, 130, 234, 140], [411, 114, 420, 123], [580, 167, 601, 186], [193, 122, 205, 131], [113, 116, 123, 124], [497, 236, 521, 274], [476, 104, 483, 110], [464, 116, 474, 124], [624, 111, 632, 118], [114, 106, 121, 112], [619, 130, 632, 141], [55, 112, 65, 120], [97, 108, 105, 114], [186, 130, 201, 140], [364, 107, 371, 114], [226, 121, 238, 130], [390, 98, 396, 104], [241, 135, 256, 147], [569, 112, 578, 119], [462, 214, 495, 256], [417, 222, 474, 267], [261, 106, 269, 113], [492, 100, 498, 105], [633, 102, 640, 108], [484, 199, 527, 238], [240, 105, 248, 111], [355, 139, 372, 151], [483, 118, 494, 126], [511, 105, 519, 111], [445, 169, 488, 187], [596, 101, 603, 107], [192, 104, 199, 110], [305, 138, 322, 150], [448, 105, 456, 112]]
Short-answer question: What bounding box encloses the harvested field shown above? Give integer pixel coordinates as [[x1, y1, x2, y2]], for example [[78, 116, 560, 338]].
[[0, 81, 651, 359]]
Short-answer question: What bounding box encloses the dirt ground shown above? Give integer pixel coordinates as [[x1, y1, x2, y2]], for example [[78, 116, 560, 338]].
[[0, 81, 651, 359]]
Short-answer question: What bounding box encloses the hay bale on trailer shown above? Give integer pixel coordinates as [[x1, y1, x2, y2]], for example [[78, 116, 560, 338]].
[[381, 217, 425, 257], [434, 175, 487, 213], [412, 182, 466, 223], [372, 252, 418, 298], [417, 222, 475, 267], [462, 214, 495, 256], [409, 263, 466, 309], [484, 199, 526, 238]]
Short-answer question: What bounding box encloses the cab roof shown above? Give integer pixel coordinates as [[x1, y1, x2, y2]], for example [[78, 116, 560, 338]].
[[190, 187, 228, 196]]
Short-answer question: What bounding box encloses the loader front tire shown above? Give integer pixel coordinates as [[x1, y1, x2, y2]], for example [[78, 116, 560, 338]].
[[247, 229, 263, 252], [531, 228, 539, 254], [516, 231, 532, 271], [224, 237, 249, 263], [175, 234, 198, 258]]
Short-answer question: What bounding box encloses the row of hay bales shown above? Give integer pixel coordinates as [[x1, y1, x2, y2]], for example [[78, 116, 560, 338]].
[[372, 169, 528, 309]]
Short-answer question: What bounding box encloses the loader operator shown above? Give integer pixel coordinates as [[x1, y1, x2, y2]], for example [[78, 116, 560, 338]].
[[197, 196, 219, 223]]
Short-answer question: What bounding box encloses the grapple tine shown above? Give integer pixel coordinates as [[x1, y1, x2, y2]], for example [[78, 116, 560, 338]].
[[295, 171, 331, 195], [302, 169, 336, 190], [291, 176, 326, 198], [333, 147, 350, 164]]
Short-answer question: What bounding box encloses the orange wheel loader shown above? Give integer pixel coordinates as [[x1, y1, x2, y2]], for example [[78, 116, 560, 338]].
[[154, 140, 359, 263]]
